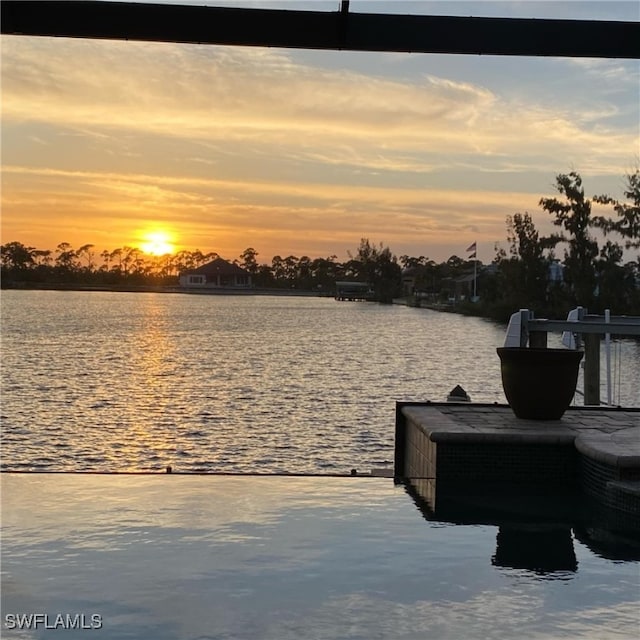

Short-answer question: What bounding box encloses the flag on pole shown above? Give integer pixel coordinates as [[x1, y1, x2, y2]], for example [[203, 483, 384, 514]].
[[466, 242, 476, 253]]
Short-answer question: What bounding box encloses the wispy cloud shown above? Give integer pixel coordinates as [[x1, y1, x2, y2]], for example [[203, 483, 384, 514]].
[[1, 33, 637, 260], [3, 38, 636, 171]]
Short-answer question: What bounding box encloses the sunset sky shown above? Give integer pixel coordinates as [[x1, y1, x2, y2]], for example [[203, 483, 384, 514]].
[[2, 1, 639, 264]]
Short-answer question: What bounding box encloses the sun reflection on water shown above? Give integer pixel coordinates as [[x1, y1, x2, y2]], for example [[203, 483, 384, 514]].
[[1, 291, 639, 474]]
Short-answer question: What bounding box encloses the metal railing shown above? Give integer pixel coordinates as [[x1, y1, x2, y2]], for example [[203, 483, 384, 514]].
[[516, 308, 640, 406]]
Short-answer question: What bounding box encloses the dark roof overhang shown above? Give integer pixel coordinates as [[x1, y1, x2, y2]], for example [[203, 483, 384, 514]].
[[2, 1, 639, 59]]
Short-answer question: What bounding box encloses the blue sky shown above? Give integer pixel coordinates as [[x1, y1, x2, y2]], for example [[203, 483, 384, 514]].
[[2, 1, 638, 262]]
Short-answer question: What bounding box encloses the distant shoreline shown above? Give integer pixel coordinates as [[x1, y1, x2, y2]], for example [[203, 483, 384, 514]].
[[1, 282, 333, 297], [2, 284, 501, 323], [0, 283, 487, 315]]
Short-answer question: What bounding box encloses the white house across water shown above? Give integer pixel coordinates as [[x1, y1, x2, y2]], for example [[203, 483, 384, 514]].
[[179, 257, 252, 289]]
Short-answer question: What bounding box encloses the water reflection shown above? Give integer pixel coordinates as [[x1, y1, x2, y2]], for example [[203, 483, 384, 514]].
[[2, 474, 638, 640], [2, 291, 639, 473], [492, 526, 578, 576], [574, 527, 640, 562], [0, 292, 513, 473], [124, 296, 180, 470], [402, 480, 640, 578]]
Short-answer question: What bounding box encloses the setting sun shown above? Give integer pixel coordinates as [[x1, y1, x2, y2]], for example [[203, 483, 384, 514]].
[[140, 230, 176, 256]]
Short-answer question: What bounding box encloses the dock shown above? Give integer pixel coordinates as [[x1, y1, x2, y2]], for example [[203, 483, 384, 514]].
[[335, 281, 374, 301], [395, 402, 640, 535]]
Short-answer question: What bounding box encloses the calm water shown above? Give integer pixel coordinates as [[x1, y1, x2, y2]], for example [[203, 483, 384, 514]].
[[2, 474, 639, 640], [1, 290, 639, 473]]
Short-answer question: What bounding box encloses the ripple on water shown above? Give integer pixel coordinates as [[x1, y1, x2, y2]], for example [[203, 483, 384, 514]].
[[2, 292, 639, 473]]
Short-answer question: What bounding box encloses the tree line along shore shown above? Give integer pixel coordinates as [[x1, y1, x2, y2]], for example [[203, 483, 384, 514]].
[[2, 171, 639, 322]]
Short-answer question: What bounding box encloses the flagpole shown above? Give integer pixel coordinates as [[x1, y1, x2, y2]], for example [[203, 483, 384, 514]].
[[465, 241, 477, 301], [473, 250, 477, 300]]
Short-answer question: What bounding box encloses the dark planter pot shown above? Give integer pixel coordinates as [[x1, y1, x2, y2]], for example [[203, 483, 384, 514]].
[[497, 347, 584, 420]]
